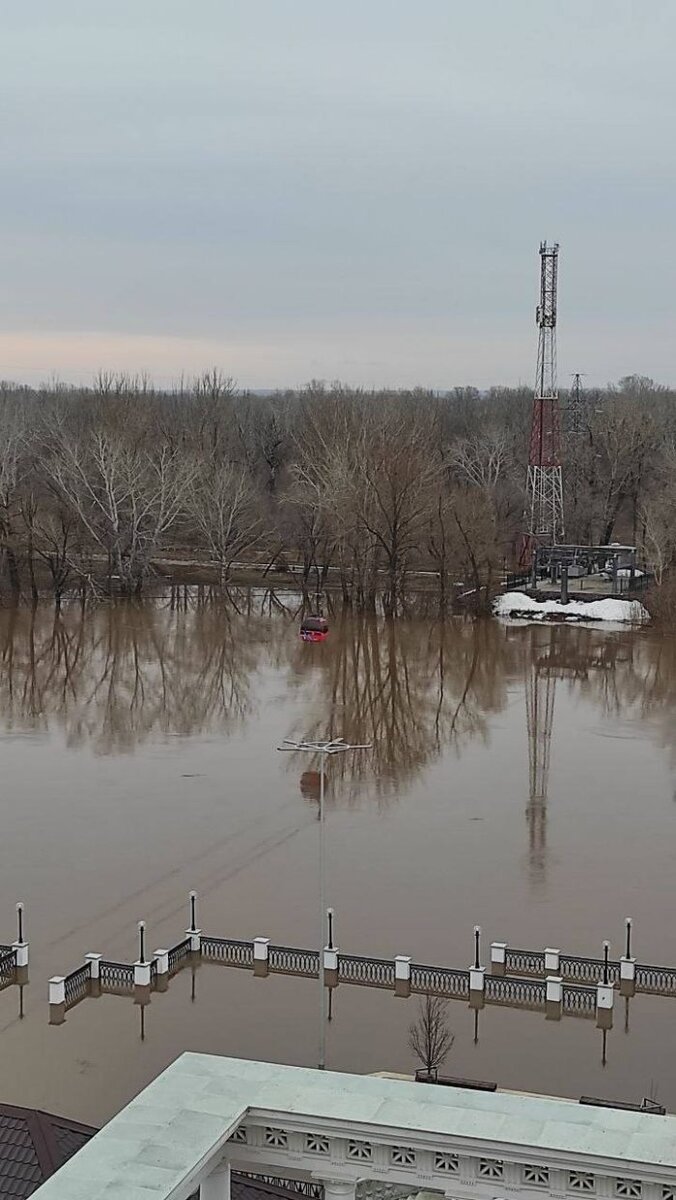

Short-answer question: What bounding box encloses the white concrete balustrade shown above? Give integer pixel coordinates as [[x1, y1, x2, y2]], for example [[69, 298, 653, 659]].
[[31, 1054, 676, 1200]]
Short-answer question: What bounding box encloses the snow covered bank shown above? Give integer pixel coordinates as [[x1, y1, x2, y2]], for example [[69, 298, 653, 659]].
[[494, 591, 649, 624]]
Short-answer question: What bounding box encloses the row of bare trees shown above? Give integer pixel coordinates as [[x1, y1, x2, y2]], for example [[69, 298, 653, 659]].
[[0, 370, 673, 610]]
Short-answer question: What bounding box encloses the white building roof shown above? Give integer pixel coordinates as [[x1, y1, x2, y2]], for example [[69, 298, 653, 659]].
[[32, 1053, 676, 1199]]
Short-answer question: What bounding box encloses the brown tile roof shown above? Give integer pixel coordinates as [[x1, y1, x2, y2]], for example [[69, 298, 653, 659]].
[[0, 1105, 94, 1199]]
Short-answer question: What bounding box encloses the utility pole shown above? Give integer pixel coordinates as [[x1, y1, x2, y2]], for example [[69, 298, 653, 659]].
[[520, 242, 564, 566]]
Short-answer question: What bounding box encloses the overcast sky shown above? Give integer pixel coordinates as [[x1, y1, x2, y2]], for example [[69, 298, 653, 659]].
[[1, 2, 675, 390]]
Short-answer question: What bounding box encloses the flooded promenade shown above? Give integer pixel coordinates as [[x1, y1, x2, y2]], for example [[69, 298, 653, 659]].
[[0, 593, 675, 1123]]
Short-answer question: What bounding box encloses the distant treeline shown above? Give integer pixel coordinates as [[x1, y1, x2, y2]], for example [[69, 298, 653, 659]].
[[0, 370, 673, 612]]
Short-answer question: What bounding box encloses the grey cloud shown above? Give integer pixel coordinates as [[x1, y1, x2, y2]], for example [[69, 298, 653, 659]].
[[0, 0, 674, 386]]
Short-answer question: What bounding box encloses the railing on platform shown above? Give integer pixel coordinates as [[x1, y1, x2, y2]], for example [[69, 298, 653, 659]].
[[100, 960, 135, 991], [268, 945, 320, 976], [168, 937, 192, 973], [505, 949, 546, 976], [0, 948, 17, 984], [202, 937, 254, 967], [635, 963, 676, 994], [340, 954, 394, 988], [410, 964, 469, 998], [486, 975, 545, 1008], [49, 893, 676, 1032], [501, 944, 676, 998], [559, 954, 620, 985], [63, 963, 91, 1008], [562, 984, 597, 1016]]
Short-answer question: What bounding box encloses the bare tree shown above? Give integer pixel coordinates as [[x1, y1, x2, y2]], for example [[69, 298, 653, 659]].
[[408, 995, 454, 1079], [42, 428, 195, 594], [449, 430, 507, 491], [0, 405, 28, 599], [185, 461, 265, 585], [357, 410, 442, 616], [1, 368, 676, 610]]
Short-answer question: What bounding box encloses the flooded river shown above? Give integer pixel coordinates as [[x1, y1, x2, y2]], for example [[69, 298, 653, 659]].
[[0, 593, 675, 1125]]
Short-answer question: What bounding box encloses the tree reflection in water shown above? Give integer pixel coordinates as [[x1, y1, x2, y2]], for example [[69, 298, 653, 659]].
[[285, 613, 518, 802], [0, 593, 674, 792], [0, 591, 270, 753]]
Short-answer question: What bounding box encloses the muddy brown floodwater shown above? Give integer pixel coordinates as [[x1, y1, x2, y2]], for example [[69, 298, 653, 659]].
[[0, 593, 675, 1126]]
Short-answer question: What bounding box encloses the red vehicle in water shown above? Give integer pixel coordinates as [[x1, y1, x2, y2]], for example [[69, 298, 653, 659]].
[[299, 615, 329, 642]]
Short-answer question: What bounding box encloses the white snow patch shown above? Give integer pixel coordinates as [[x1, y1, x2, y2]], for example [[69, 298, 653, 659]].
[[494, 591, 649, 624]]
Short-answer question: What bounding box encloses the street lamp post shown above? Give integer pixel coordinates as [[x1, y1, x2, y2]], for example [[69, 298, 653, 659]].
[[278, 737, 370, 1069]]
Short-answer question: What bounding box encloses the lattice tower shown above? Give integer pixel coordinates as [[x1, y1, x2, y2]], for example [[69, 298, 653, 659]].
[[521, 242, 564, 563], [567, 372, 586, 434]]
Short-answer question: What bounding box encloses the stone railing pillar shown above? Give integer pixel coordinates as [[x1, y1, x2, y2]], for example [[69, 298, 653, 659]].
[[324, 945, 339, 988], [154, 949, 169, 991], [49, 976, 65, 1006], [490, 942, 507, 976], [134, 960, 151, 987], [154, 949, 169, 977], [544, 947, 560, 973], [187, 927, 202, 954], [12, 940, 29, 969], [13, 902, 28, 976], [85, 953, 102, 980], [394, 955, 411, 998], [469, 965, 486, 1004], [253, 937, 270, 977], [596, 980, 614, 1029], [620, 955, 636, 996], [545, 975, 562, 1003], [545, 975, 563, 1020], [86, 952, 102, 998]]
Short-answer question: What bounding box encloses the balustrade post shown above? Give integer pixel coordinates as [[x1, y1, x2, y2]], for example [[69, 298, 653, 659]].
[[469, 964, 486, 1007], [469, 926, 485, 1007], [394, 955, 411, 998], [85, 952, 102, 980], [187, 929, 202, 954], [13, 903, 28, 976], [48, 975, 66, 1024], [490, 941, 507, 976], [596, 939, 614, 1027], [619, 955, 636, 997], [544, 947, 560, 973], [134, 960, 151, 987], [12, 940, 29, 969], [134, 920, 152, 993], [253, 937, 270, 977], [185, 892, 202, 955], [49, 976, 65, 1006], [545, 975, 563, 1020], [154, 949, 169, 992], [323, 944, 339, 989], [85, 952, 102, 998], [620, 918, 636, 996]]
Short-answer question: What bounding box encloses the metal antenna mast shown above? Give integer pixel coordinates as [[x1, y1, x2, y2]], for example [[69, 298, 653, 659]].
[[567, 371, 585, 434], [521, 241, 564, 564]]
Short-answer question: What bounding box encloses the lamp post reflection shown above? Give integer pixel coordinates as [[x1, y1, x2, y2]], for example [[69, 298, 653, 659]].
[[278, 737, 371, 1070]]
